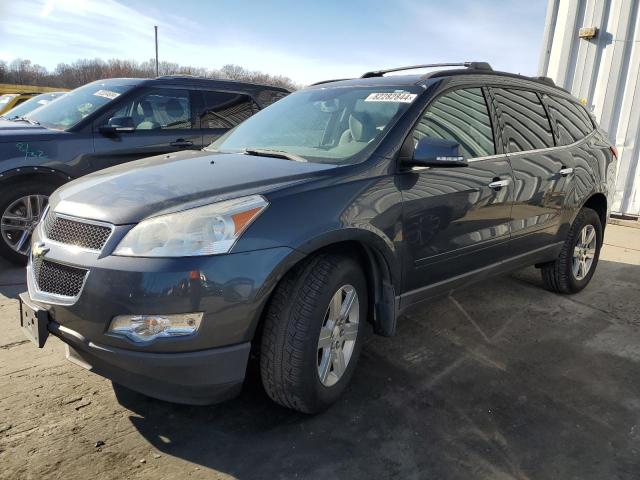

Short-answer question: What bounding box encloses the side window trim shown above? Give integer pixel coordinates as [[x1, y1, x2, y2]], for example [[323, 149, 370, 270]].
[[536, 91, 558, 147]]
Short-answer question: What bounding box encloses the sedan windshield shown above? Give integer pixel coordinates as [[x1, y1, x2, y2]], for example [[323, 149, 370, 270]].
[[25, 81, 136, 130], [207, 86, 421, 164]]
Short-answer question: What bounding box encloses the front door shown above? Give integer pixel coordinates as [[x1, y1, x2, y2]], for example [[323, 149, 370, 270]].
[[91, 87, 202, 171], [399, 87, 514, 298]]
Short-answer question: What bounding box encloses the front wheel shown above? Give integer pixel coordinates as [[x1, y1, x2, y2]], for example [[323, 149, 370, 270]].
[[541, 207, 603, 294], [260, 253, 368, 413], [0, 181, 54, 264]]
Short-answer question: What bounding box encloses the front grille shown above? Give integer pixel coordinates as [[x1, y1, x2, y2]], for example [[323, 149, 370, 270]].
[[32, 257, 87, 297], [43, 212, 112, 251]]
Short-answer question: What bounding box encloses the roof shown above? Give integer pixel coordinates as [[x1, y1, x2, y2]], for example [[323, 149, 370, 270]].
[[85, 76, 290, 93]]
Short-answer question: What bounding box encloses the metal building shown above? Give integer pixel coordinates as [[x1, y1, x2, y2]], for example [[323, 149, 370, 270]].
[[539, 0, 640, 217]]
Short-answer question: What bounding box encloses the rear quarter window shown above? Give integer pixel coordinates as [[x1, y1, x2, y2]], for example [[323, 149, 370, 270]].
[[200, 91, 259, 128], [544, 95, 594, 145], [491, 88, 555, 153]]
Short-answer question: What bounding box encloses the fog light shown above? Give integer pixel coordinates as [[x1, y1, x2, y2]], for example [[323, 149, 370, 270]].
[[108, 313, 203, 342]]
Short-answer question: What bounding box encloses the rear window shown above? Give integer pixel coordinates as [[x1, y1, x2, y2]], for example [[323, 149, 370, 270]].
[[544, 95, 594, 145], [492, 88, 554, 153]]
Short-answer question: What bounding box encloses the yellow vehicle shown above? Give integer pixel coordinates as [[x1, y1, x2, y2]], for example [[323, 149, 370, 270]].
[[0, 93, 38, 115]]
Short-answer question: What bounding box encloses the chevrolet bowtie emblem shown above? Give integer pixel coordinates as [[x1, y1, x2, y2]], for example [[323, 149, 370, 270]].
[[32, 242, 50, 258]]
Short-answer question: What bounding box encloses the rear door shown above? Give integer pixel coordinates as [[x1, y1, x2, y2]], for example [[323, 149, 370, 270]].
[[91, 87, 202, 170], [399, 87, 514, 296], [490, 87, 568, 254]]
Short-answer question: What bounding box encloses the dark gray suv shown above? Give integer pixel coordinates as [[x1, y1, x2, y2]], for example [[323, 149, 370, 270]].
[[19, 62, 617, 413], [0, 76, 288, 263]]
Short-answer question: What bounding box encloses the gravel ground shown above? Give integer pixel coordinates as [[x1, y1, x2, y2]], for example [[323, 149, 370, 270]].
[[1, 224, 639, 480]]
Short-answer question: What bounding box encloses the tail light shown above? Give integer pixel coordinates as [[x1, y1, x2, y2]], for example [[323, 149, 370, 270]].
[[610, 145, 618, 160]]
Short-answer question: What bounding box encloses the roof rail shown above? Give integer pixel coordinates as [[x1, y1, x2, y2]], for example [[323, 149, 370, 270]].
[[533, 76, 556, 87], [310, 78, 352, 86], [360, 61, 492, 78]]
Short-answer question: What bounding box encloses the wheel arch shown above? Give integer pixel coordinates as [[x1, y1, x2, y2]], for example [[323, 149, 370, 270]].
[[0, 166, 73, 189], [581, 192, 608, 234], [251, 230, 401, 350]]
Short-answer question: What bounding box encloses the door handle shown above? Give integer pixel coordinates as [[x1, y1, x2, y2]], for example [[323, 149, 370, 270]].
[[170, 139, 194, 148], [488, 179, 510, 190], [559, 167, 574, 176]]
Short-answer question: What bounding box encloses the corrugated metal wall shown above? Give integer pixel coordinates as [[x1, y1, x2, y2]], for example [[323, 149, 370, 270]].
[[539, 0, 640, 216]]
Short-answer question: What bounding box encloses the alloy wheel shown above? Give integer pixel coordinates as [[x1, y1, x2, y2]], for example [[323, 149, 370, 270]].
[[317, 284, 359, 387], [572, 224, 597, 281], [0, 194, 48, 256]]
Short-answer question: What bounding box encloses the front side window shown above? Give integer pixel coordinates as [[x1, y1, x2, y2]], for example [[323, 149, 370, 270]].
[[492, 88, 554, 153], [111, 88, 193, 130], [26, 81, 135, 130], [208, 86, 420, 165], [544, 95, 594, 145], [200, 91, 258, 129], [412, 87, 495, 159]]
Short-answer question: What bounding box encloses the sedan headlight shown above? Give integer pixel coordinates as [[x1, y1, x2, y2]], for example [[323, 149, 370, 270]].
[[114, 195, 268, 257]]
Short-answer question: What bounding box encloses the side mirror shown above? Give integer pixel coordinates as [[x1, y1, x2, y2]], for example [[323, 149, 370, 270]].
[[402, 136, 467, 168], [99, 116, 135, 134]]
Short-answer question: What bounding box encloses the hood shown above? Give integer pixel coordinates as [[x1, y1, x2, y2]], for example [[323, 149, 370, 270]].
[[0, 119, 61, 140], [51, 150, 338, 224]]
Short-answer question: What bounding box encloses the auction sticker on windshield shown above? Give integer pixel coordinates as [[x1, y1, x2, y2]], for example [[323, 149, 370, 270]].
[[364, 92, 417, 103], [93, 89, 120, 100]]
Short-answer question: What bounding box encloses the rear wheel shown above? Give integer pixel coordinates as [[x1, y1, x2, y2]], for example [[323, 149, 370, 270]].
[[0, 181, 55, 264], [541, 207, 602, 293], [260, 253, 367, 413]]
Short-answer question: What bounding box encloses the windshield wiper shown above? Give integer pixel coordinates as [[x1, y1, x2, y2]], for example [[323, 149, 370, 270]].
[[244, 148, 306, 162], [11, 116, 40, 125]]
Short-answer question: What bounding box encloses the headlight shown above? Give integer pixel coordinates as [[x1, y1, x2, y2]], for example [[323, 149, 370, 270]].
[[114, 195, 268, 257], [108, 313, 203, 343]]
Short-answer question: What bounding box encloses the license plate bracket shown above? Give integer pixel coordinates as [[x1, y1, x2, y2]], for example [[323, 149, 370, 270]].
[[19, 292, 49, 348]]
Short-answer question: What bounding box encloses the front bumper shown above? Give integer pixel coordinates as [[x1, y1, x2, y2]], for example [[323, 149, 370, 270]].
[[51, 320, 250, 405], [24, 224, 304, 404]]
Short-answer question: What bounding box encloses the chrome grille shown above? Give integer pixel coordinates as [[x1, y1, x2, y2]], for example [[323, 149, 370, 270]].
[[32, 257, 87, 298], [43, 212, 112, 251]]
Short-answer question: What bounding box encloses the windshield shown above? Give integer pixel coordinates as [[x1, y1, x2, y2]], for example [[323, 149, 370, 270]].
[[2, 92, 65, 120], [26, 81, 136, 130], [207, 86, 421, 164]]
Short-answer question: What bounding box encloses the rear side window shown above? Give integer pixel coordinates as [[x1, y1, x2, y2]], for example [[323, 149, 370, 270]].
[[544, 95, 594, 145], [200, 91, 258, 129], [412, 88, 495, 159], [492, 88, 554, 153]]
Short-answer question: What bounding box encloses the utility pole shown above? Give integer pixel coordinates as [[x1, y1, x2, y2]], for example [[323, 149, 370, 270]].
[[154, 25, 159, 77]]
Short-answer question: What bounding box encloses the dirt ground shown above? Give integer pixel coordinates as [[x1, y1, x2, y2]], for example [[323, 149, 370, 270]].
[[1, 223, 639, 480]]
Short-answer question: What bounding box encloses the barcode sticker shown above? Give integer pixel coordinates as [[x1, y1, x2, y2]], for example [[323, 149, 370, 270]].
[[364, 92, 417, 103]]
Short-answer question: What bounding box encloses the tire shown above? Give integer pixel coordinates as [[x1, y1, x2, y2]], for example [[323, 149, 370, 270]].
[[541, 207, 602, 294], [260, 253, 368, 413], [0, 180, 56, 265]]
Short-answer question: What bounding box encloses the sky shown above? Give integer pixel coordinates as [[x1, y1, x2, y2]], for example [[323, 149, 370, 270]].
[[0, 0, 549, 85]]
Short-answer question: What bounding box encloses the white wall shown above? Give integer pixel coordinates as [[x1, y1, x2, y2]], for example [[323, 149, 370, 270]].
[[540, 0, 640, 216]]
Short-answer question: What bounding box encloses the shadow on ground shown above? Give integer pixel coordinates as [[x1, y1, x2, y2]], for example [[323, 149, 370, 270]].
[[113, 260, 640, 479]]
